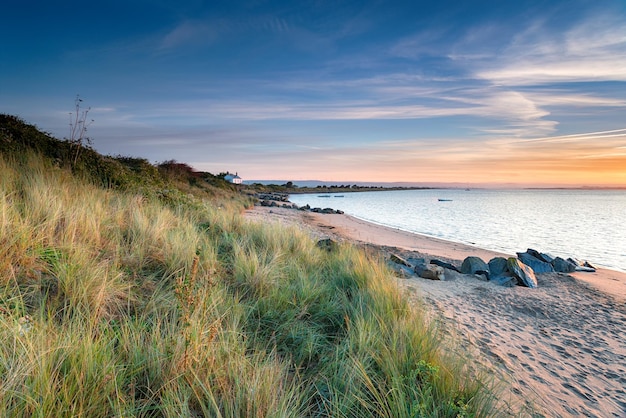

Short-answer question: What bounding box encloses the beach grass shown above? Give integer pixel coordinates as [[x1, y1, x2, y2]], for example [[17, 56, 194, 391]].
[[0, 118, 502, 416]]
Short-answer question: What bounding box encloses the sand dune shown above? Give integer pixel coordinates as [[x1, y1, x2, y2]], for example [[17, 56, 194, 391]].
[[245, 206, 626, 417]]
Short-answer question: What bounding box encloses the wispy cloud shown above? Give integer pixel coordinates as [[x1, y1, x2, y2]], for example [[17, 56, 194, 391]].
[[158, 14, 292, 51], [475, 14, 626, 85], [503, 128, 626, 145]]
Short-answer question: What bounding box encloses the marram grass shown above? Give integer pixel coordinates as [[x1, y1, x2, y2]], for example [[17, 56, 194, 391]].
[[0, 152, 505, 417]]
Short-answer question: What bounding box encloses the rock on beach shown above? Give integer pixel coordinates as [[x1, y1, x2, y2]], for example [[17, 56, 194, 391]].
[[507, 257, 538, 288]]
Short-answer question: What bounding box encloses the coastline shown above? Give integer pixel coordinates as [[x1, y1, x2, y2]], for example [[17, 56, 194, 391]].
[[245, 206, 626, 417]]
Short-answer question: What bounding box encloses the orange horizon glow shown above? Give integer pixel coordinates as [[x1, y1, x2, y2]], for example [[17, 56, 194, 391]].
[[197, 129, 626, 188]]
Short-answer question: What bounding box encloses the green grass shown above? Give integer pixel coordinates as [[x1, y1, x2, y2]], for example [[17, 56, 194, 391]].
[[0, 117, 508, 417]]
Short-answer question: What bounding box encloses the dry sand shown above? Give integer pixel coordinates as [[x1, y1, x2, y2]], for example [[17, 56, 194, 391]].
[[245, 206, 626, 417]]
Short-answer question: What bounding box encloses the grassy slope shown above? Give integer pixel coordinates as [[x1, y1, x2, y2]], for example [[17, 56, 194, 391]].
[[0, 116, 501, 417]]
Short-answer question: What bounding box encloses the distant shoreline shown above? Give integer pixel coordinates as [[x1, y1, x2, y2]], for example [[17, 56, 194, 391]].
[[288, 186, 438, 195]]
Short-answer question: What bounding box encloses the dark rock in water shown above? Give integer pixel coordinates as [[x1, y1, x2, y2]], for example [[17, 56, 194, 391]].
[[316, 238, 337, 252], [430, 258, 460, 272], [517, 252, 555, 273], [507, 257, 538, 288], [390, 253, 411, 267], [488, 257, 509, 278], [490, 275, 518, 287], [552, 257, 577, 273], [461, 256, 490, 279]]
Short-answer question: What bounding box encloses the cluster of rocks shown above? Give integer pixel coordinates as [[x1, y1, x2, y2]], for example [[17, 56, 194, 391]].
[[309, 206, 345, 214], [256, 193, 289, 202], [259, 200, 299, 209], [515, 249, 597, 274], [389, 248, 598, 289], [255, 195, 345, 214]]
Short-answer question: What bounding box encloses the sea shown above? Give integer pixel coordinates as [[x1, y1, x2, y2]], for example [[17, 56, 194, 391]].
[[289, 189, 626, 273]]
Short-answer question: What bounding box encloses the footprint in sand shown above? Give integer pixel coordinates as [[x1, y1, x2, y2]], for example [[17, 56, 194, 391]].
[[532, 374, 547, 384]]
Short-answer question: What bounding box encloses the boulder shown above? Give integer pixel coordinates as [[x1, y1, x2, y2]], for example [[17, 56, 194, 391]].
[[567, 257, 597, 272], [487, 256, 517, 287], [539, 252, 555, 264], [416, 264, 445, 281], [488, 257, 509, 278], [411, 259, 428, 275], [583, 260, 598, 270], [461, 256, 490, 279], [392, 267, 412, 279], [407, 257, 427, 269], [567, 257, 582, 266], [490, 275, 518, 287], [551, 257, 577, 273], [525, 248, 554, 263], [517, 251, 555, 273], [507, 257, 538, 288], [389, 253, 411, 267], [430, 258, 460, 272]]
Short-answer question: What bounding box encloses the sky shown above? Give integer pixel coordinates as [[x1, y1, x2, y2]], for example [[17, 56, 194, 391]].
[[2, 0, 626, 187]]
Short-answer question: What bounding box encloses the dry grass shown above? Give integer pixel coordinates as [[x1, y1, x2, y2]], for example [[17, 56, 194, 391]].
[[0, 152, 503, 417]]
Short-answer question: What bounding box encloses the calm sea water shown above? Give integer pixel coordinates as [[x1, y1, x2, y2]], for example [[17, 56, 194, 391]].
[[289, 189, 626, 273]]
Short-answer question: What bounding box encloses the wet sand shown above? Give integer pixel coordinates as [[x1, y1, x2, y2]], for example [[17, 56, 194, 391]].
[[245, 206, 626, 417]]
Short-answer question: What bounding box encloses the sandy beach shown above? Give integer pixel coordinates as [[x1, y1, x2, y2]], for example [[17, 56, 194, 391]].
[[245, 206, 626, 417]]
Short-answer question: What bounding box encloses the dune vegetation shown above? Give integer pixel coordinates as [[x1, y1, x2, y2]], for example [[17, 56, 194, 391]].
[[0, 115, 500, 417]]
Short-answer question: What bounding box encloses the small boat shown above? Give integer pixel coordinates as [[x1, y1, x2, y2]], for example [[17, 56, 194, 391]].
[[438, 198, 453, 202], [318, 195, 331, 198], [333, 195, 344, 198]]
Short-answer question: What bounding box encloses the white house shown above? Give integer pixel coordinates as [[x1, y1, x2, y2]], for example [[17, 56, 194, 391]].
[[224, 172, 243, 184]]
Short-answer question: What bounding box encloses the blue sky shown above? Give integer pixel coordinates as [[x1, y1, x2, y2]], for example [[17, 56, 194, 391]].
[[2, 0, 626, 186]]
